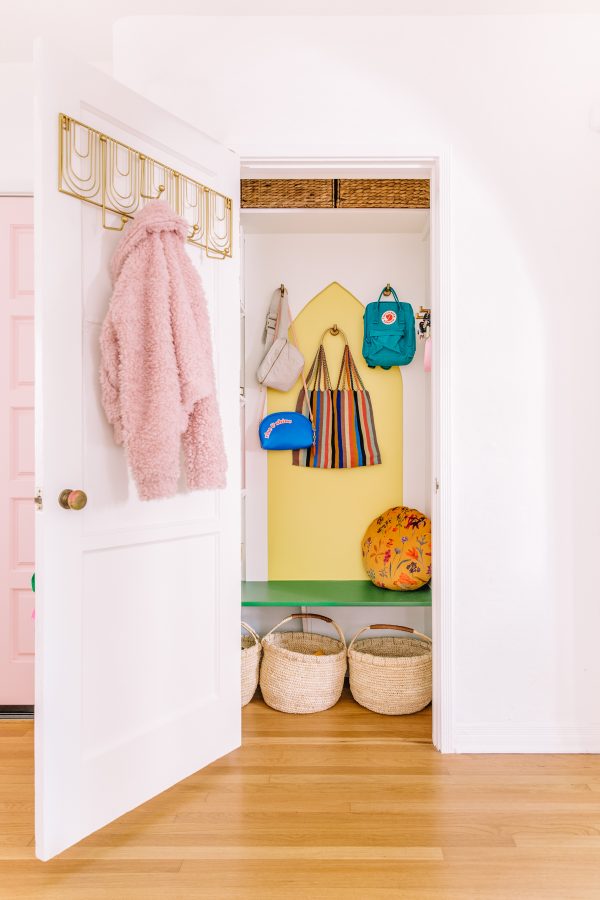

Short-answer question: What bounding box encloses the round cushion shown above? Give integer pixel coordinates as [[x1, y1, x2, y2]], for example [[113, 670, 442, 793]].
[[361, 506, 432, 591]]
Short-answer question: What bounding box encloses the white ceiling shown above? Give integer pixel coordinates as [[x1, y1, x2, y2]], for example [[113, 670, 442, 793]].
[[2, 2, 600, 63]]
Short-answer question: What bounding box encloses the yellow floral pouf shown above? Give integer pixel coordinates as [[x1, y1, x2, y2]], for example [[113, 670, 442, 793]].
[[361, 506, 432, 591]]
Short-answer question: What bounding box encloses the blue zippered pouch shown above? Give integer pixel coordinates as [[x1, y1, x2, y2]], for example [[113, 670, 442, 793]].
[[259, 411, 314, 450]]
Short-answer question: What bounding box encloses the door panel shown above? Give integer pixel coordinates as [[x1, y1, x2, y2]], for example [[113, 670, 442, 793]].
[[34, 43, 241, 860], [0, 195, 35, 705]]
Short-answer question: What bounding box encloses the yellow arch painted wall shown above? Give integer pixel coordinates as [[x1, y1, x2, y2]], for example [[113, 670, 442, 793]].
[[268, 282, 403, 580]]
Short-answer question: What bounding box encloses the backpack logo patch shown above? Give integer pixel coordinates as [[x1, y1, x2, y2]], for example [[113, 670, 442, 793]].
[[381, 310, 397, 325]]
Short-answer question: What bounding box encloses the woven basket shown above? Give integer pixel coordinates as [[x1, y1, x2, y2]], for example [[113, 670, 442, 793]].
[[241, 179, 334, 208], [348, 624, 432, 715], [260, 613, 347, 714], [241, 622, 262, 707], [337, 179, 430, 209]]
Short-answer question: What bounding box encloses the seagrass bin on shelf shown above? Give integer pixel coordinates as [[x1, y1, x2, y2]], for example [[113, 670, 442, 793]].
[[337, 178, 430, 209], [241, 179, 333, 208], [348, 624, 432, 715], [241, 622, 262, 707], [260, 613, 347, 714]]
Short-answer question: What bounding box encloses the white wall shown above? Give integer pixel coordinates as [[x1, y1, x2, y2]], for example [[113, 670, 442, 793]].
[[0, 64, 34, 193], [241, 216, 431, 642], [114, 14, 600, 751], [0, 59, 110, 194]]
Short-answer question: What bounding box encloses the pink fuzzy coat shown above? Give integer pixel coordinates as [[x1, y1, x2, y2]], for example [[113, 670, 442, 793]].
[[100, 201, 227, 501]]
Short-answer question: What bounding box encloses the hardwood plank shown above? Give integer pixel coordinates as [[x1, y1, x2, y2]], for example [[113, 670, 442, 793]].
[[0, 691, 598, 900]]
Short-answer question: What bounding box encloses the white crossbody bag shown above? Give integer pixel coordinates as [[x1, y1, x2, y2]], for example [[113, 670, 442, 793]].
[[256, 287, 304, 391]]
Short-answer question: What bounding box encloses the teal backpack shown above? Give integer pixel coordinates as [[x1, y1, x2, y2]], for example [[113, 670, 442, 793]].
[[362, 286, 416, 369]]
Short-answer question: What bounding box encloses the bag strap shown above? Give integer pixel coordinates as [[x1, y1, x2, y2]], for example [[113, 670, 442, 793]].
[[262, 612, 346, 649], [265, 287, 287, 349], [335, 343, 366, 392], [348, 623, 432, 653], [241, 621, 261, 646], [287, 308, 314, 427], [259, 296, 314, 430], [259, 377, 314, 430], [305, 344, 332, 392], [377, 285, 401, 310]]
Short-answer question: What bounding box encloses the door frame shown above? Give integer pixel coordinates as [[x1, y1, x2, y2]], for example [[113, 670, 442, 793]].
[[240, 154, 453, 752], [0, 191, 35, 713]]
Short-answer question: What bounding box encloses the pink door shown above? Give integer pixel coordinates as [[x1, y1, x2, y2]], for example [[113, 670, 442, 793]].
[[0, 196, 35, 705]]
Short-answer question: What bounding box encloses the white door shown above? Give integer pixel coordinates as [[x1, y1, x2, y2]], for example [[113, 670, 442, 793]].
[[33, 42, 241, 861]]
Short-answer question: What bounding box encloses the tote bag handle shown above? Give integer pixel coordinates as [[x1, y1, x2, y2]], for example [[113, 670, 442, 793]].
[[335, 343, 367, 392], [304, 344, 333, 392]]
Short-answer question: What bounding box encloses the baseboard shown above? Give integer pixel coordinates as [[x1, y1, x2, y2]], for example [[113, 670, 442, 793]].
[[453, 722, 600, 753], [0, 706, 34, 720]]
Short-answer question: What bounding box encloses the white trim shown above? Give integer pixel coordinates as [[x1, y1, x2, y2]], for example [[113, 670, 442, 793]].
[[241, 157, 433, 180], [240, 153, 454, 754], [454, 724, 600, 754], [430, 152, 453, 754]]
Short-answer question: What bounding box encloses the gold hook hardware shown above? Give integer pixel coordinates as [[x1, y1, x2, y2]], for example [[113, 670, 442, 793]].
[[280, 283, 286, 298], [320, 324, 347, 343], [57, 113, 232, 258], [140, 148, 167, 200], [383, 283, 392, 295]]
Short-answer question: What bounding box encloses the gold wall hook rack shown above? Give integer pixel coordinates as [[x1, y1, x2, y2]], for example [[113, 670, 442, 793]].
[[58, 113, 233, 259], [415, 306, 431, 321]]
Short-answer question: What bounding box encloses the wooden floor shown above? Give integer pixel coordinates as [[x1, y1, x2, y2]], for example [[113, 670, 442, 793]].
[[1, 691, 600, 899]]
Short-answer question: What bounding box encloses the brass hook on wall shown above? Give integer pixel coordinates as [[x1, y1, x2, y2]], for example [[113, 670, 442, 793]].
[[320, 323, 348, 343]]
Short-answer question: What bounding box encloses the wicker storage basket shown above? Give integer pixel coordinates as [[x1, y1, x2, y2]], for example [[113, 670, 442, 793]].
[[241, 622, 262, 707], [348, 624, 432, 715], [337, 179, 430, 209], [260, 613, 347, 714], [241, 179, 334, 208]]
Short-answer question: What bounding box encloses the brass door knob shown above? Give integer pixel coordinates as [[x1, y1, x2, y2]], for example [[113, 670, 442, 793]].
[[58, 489, 88, 511]]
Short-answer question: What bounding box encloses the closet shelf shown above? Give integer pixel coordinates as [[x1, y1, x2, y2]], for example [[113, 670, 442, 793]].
[[242, 580, 432, 607]]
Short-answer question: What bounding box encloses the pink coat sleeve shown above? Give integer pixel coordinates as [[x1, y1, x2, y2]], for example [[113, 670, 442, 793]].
[[100, 235, 184, 500], [99, 314, 124, 446], [164, 234, 214, 411], [168, 237, 227, 490]]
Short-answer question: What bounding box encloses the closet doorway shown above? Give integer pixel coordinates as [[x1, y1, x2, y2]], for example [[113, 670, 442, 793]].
[[238, 159, 450, 749], [33, 45, 453, 862]]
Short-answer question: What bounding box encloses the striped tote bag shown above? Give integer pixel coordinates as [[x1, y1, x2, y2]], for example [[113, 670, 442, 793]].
[[293, 340, 381, 469]]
